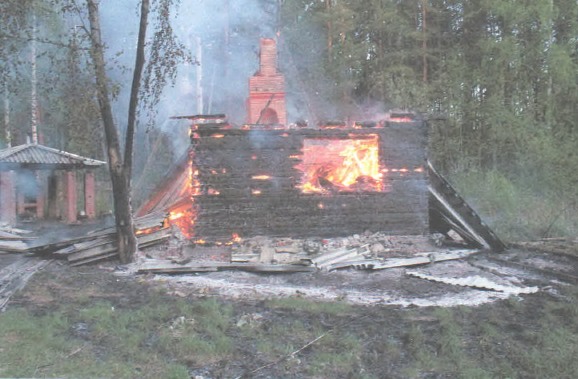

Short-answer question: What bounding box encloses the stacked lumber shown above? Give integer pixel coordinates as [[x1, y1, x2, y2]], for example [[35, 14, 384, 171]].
[[54, 212, 172, 266], [0, 226, 34, 253]]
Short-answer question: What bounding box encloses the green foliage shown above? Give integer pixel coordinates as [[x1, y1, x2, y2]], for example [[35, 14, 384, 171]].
[[451, 164, 578, 240], [3, 286, 578, 378], [2, 0, 578, 239], [266, 296, 352, 315], [156, 298, 234, 365]]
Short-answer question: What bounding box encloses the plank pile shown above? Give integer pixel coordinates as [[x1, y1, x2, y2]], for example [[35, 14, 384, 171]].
[[0, 225, 34, 253], [0, 212, 173, 266], [52, 212, 172, 266]]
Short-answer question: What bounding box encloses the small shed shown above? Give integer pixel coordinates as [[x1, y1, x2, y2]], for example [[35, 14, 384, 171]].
[[0, 143, 106, 224]]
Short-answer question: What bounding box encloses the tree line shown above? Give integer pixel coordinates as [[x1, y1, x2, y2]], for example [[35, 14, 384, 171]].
[[279, 0, 578, 238], [1, 0, 577, 243]]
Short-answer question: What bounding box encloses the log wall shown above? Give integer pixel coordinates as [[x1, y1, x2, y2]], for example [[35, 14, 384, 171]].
[[190, 122, 428, 240]]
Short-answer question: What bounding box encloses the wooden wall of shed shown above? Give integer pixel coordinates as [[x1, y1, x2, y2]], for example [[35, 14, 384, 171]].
[[190, 122, 428, 240]]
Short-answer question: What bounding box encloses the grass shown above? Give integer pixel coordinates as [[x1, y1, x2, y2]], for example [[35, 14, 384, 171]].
[[1, 280, 578, 378], [451, 169, 578, 241], [265, 296, 353, 315]]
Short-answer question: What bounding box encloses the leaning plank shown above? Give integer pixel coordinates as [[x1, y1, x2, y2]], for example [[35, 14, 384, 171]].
[[428, 161, 506, 251]]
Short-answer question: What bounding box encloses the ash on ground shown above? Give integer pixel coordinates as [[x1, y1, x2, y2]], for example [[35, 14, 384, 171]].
[[126, 232, 549, 308]]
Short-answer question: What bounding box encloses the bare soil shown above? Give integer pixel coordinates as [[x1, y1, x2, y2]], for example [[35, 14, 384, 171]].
[[2, 239, 578, 378]]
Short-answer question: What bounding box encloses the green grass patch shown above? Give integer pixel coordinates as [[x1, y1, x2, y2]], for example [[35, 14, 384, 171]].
[[265, 296, 353, 315], [2, 276, 578, 378], [451, 169, 578, 240]]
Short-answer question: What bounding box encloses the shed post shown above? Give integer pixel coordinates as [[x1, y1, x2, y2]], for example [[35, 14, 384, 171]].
[[0, 171, 16, 224], [64, 170, 77, 223], [84, 170, 96, 219], [35, 171, 45, 219]]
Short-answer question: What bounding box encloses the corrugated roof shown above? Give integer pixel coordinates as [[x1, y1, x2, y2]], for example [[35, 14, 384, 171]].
[[0, 143, 106, 170]]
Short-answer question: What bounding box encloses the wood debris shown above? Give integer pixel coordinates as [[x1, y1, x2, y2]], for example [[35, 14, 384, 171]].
[[0, 212, 172, 266], [137, 260, 315, 274], [0, 226, 34, 253], [307, 247, 478, 271]]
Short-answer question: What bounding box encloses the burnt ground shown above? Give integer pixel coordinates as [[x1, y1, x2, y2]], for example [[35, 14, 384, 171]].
[[1, 239, 578, 378]]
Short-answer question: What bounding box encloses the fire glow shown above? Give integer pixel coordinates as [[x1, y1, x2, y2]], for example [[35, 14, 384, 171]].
[[251, 175, 271, 180], [297, 134, 384, 193]]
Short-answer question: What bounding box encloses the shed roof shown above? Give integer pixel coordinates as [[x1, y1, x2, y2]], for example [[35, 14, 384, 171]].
[[0, 143, 106, 171]]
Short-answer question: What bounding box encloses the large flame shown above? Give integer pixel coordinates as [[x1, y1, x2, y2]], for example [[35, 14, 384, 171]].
[[297, 135, 384, 193]]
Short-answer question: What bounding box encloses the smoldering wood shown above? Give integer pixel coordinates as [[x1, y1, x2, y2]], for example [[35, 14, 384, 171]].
[[190, 122, 428, 241]]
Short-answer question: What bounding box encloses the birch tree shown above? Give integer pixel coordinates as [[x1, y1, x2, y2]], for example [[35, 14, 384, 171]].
[[85, 0, 187, 263]]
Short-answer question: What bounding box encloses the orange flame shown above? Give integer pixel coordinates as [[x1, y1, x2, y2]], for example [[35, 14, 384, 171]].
[[296, 135, 384, 193], [252, 175, 271, 180]]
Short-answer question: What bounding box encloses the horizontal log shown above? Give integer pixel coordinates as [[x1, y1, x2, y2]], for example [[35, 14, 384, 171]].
[[137, 261, 316, 274]]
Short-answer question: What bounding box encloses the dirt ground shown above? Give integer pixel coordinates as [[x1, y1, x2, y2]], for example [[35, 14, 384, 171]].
[[4, 243, 571, 312], [1, 238, 578, 378]]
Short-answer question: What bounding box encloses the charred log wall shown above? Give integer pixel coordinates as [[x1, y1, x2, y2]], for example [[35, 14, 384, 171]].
[[191, 122, 428, 240]]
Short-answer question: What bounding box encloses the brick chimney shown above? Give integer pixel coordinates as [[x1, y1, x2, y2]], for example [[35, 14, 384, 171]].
[[247, 38, 287, 125]]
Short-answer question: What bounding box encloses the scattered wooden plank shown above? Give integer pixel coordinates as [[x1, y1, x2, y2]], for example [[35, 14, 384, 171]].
[[70, 252, 119, 267], [68, 241, 117, 263], [308, 245, 372, 270], [231, 253, 260, 263], [137, 261, 315, 274], [65, 226, 173, 266], [0, 240, 29, 253], [0, 226, 33, 235], [135, 211, 169, 230], [369, 249, 478, 270], [138, 227, 172, 247], [52, 237, 112, 256], [0, 230, 36, 240]]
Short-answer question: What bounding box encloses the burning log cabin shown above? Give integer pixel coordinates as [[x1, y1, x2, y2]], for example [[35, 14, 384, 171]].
[[186, 119, 427, 241], [140, 38, 505, 251]]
